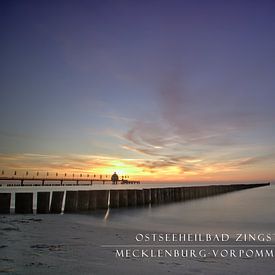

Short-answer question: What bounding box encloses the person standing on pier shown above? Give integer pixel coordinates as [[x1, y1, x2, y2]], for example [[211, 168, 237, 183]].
[[111, 172, 119, 184]]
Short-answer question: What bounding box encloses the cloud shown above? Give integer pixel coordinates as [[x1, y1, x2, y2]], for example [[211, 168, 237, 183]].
[[0, 153, 116, 173], [127, 154, 204, 175], [122, 69, 211, 156], [124, 121, 170, 148], [226, 154, 275, 168], [121, 145, 163, 156], [120, 63, 272, 179], [100, 113, 137, 123]]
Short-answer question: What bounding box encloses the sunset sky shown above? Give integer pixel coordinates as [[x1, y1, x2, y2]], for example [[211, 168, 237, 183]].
[[1, 0, 275, 182]]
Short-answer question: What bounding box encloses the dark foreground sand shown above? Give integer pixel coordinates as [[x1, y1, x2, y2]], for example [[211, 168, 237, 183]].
[[1, 214, 274, 275]]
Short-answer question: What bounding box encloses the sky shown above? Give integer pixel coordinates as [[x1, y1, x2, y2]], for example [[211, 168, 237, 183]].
[[0, 0, 275, 182]]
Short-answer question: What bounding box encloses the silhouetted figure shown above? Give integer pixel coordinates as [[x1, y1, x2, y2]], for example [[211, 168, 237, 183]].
[[111, 172, 119, 184]]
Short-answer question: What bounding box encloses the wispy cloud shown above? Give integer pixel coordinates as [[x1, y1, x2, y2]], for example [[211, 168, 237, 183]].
[[120, 64, 272, 180], [0, 153, 114, 172]]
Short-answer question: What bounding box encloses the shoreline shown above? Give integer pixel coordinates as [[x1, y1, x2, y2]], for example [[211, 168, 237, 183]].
[[1, 214, 275, 275]]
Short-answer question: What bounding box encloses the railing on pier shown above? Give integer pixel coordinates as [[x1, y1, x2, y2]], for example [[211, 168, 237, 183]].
[[0, 177, 140, 187]]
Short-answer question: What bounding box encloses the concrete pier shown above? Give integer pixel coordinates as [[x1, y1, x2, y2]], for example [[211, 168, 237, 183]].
[[0, 193, 11, 214], [37, 192, 50, 214], [50, 191, 64, 214], [15, 193, 33, 214]]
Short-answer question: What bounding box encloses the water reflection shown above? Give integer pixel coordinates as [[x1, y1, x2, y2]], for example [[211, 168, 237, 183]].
[[96, 185, 275, 235], [104, 207, 110, 221]]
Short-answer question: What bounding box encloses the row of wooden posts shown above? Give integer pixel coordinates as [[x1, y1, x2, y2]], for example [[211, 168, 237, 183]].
[[0, 183, 269, 214], [1, 170, 130, 179]]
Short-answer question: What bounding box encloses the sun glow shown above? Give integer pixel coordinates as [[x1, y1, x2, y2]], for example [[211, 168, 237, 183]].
[[0, 152, 273, 183]]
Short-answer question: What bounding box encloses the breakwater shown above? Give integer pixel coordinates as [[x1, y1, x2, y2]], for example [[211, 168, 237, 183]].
[[0, 182, 270, 214]]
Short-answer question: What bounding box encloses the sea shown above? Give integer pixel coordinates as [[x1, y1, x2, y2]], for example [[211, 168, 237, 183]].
[[98, 183, 275, 235]]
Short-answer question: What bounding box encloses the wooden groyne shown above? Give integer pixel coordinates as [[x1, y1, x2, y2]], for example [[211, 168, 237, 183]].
[[0, 182, 270, 214]]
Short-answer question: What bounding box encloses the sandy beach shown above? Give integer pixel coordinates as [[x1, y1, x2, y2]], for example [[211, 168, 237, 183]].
[[1, 212, 275, 275]]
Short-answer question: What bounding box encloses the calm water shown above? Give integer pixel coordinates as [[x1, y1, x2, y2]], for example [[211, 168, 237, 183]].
[[96, 184, 275, 234], [3, 183, 274, 234]]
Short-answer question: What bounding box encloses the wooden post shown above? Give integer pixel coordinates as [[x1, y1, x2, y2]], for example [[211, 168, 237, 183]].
[[0, 193, 11, 214], [37, 192, 50, 214], [77, 191, 90, 211], [174, 188, 181, 201], [164, 188, 171, 203], [95, 190, 108, 209], [188, 187, 195, 199], [144, 189, 151, 205], [180, 187, 186, 200], [136, 190, 145, 206], [50, 191, 64, 214], [183, 187, 190, 200], [205, 186, 211, 197], [170, 188, 175, 201], [88, 191, 97, 210], [110, 190, 120, 208], [15, 193, 33, 214], [157, 189, 163, 204], [209, 186, 216, 196], [127, 190, 137, 207], [151, 189, 158, 204], [119, 190, 128, 207], [64, 191, 78, 213]]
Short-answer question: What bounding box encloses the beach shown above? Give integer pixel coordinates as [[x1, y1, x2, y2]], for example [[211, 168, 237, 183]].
[[1, 184, 275, 274]]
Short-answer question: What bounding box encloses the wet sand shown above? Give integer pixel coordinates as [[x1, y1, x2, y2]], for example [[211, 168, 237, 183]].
[[1, 213, 275, 275]]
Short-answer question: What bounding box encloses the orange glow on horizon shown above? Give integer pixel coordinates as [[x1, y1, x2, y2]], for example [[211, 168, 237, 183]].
[[0, 153, 273, 183]]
